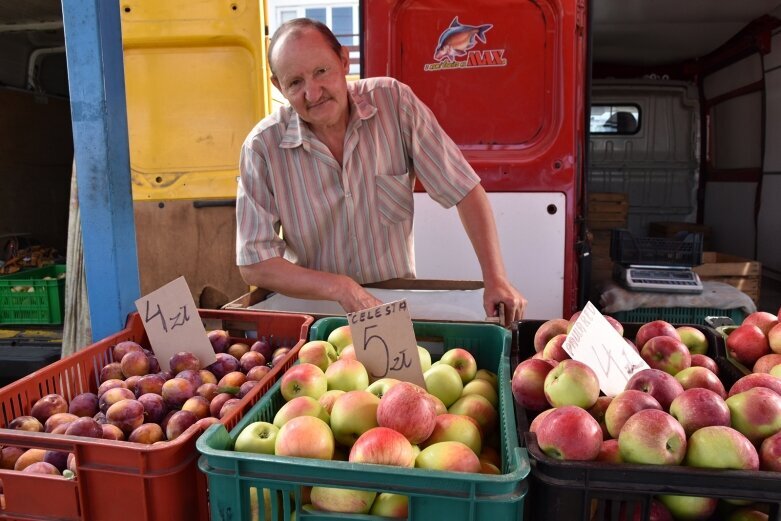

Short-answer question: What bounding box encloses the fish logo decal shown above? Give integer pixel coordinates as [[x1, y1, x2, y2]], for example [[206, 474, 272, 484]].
[[433, 17, 493, 63]]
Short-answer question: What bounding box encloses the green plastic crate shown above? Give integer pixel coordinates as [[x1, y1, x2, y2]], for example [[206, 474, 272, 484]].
[[611, 306, 745, 326], [197, 318, 529, 521], [0, 264, 66, 325]]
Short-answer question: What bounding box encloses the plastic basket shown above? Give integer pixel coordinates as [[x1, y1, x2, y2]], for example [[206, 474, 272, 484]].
[[197, 317, 529, 521], [0, 309, 313, 521], [611, 306, 746, 326], [714, 325, 754, 376], [0, 264, 66, 325], [511, 319, 780, 521], [610, 229, 703, 267]]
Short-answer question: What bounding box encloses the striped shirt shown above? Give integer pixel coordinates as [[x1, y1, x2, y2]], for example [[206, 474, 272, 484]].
[[236, 76, 480, 284]]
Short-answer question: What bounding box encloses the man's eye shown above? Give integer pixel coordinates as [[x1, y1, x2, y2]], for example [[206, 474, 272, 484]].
[[316, 67, 328, 75], [288, 79, 301, 88]]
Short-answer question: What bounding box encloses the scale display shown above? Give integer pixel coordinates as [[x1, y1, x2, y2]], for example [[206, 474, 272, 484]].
[[615, 265, 703, 294]]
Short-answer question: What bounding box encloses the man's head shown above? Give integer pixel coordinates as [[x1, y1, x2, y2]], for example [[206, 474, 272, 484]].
[[268, 19, 351, 131]]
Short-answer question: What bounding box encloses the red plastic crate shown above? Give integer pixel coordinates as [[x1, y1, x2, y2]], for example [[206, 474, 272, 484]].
[[0, 309, 313, 521]]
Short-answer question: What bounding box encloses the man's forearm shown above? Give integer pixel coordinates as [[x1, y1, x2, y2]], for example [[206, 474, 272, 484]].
[[455, 185, 508, 284]]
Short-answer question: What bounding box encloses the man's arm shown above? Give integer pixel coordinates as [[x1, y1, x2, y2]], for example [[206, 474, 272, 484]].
[[456, 184, 527, 323], [239, 257, 382, 313]]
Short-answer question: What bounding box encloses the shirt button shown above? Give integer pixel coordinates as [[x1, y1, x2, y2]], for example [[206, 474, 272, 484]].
[[345, 192, 352, 198]]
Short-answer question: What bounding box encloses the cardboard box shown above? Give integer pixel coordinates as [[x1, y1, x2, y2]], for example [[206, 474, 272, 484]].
[[694, 252, 761, 304]]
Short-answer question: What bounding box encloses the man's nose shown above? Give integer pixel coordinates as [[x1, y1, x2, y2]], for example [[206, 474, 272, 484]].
[[304, 80, 322, 102]]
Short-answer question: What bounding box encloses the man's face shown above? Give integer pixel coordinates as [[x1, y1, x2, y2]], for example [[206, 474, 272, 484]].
[[271, 29, 350, 131]]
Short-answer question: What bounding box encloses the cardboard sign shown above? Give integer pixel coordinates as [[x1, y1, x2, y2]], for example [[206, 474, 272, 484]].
[[346, 299, 426, 388], [562, 301, 649, 396], [135, 276, 216, 372]]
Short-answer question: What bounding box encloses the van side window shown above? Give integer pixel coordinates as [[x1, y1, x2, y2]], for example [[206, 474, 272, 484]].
[[590, 105, 640, 134]]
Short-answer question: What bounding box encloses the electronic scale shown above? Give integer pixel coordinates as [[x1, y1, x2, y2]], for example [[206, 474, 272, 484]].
[[613, 264, 703, 294]]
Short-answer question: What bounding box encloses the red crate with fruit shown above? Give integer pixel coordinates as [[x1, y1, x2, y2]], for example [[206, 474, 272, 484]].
[[512, 315, 781, 521], [0, 309, 312, 521]]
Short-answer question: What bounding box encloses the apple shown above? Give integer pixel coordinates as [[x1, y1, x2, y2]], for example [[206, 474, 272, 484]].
[[423, 413, 482, 456], [298, 340, 338, 372], [604, 316, 625, 336], [675, 326, 709, 355], [280, 363, 328, 401], [428, 393, 448, 415], [640, 336, 691, 375], [743, 311, 779, 335], [535, 405, 602, 461], [726, 387, 781, 444], [728, 372, 781, 397], [752, 353, 781, 373], [768, 322, 781, 354], [759, 429, 781, 471], [618, 409, 686, 465], [726, 507, 772, 521], [329, 390, 380, 446], [423, 363, 464, 407], [326, 325, 353, 354], [624, 368, 684, 410], [310, 486, 376, 514], [339, 345, 357, 361], [673, 366, 726, 397], [325, 358, 369, 392], [369, 492, 408, 518], [273, 396, 330, 429], [511, 358, 554, 411], [595, 439, 622, 463], [690, 354, 719, 375], [587, 395, 613, 439], [771, 364, 781, 379], [635, 320, 680, 350], [366, 377, 399, 399], [727, 324, 770, 367], [534, 318, 569, 352], [376, 382, 437, 444], [685, 425, 759, 470], [473, 368, 498, 389], [541, 333, 570, 362], [418, 346, 432, 372], [657, 495, 717, 521], [669, 388, 731, 436], [275, 416, 334, 459], [543, 359, 600, 409], [317, 389, 345, 414], [461, 378, 498, 408], [349, 426, 415, 467], [415, 441, 482, 473], [439, 348, 478, 384], [604, 390, 662, 439], [234, 421, 279, 454], [448, 394, 498, 436]]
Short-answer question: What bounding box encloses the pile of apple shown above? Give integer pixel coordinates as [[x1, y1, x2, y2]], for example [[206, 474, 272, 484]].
[[512, 310, 781, 520], [723, 309, 781, 374], [0, 329, 293, 481], [231, 325, 502, 518]]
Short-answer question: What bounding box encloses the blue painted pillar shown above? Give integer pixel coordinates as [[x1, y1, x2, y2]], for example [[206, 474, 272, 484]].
[[62, 0, 140, 341]]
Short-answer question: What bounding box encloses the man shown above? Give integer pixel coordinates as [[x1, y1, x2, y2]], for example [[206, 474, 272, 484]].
[[236, 18, 526, 323]]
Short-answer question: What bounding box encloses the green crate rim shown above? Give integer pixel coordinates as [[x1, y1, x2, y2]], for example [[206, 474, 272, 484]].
[[0, 265, 66, 325]]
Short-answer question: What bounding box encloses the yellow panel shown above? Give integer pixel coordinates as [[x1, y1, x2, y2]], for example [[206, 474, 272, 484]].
[[121, 0, 271, 201]]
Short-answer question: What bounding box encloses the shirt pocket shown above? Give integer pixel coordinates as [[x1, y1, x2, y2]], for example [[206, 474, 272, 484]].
[[375, 172, 414, 225]]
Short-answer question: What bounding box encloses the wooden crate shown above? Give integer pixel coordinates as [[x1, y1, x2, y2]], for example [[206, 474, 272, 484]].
[[694, 252, 761, 304], [587, 192, 628, 230]]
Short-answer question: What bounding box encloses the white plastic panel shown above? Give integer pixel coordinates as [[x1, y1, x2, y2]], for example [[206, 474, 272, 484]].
[[703, 182, 757, 259], [412, 192, 566, 320], [703, 54, 763, 99]]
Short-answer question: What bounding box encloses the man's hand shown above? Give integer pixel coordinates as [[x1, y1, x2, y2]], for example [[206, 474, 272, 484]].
[[336, 276, 383, 313], [483, 279, 527, 326]]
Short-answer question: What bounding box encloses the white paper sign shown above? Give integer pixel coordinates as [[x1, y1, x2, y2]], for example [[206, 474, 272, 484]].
[[134, 276, 217, 372], [346, 299, 426, 388], [562, 301, 649, 396]]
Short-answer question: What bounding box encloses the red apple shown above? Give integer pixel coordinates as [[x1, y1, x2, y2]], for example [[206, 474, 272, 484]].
[[280, 363, 328, 401], [275, 415, 335, 459], [587, 395, 613, 440], [759, 429, 781, 471], [727, 324, 770, 367], [669, 388, 731, 436], [604, 390, 662, 439], [511, 358, 554, 411], [423, 413, 482, 456], [690, 354, 719, 375], [624, 368, 684, 410], [753, 353, 781, 373], [743, 311, 779, 335], [535, 405, 602, 461], [618, 409, 686, 465], [635, 320, 680, 351], [726, 387, 781, 444], [595, 439, 622, 463], [349, 426, 416, 467], [447, 394, 498, 437], [416, 441, 482, 473], [640, 336, 691, 375], [541, 334, 570, 362], [768, 322, 781, 355], [376, 382, 437, 444], [533, 318, 569, 352], [529, 408, 555, 434], [673, 366, 726, 398], [728, 372, 781, 397], [329, 391, 379, 447]]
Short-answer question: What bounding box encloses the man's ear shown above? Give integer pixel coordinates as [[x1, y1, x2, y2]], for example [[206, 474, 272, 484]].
[[270, 75, 281, 92], [340, 46, 350, 74]]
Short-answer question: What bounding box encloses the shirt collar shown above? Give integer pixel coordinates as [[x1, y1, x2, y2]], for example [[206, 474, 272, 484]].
[[278, 85, 378, 149]]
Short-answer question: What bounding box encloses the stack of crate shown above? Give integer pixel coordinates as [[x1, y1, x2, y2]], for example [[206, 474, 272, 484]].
[[587, 192, 629, 293], [694, 252, 762, 304]]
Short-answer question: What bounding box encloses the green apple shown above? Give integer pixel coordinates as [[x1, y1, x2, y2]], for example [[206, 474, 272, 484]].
[[298, 341, 338, 372], [326, 325, 353, 354], [423, 413, 482, 456], [684, 425, 758, 470], [657, 494, 717, 520], [311, 486, 376, 514], [418, 346, 432, 372], [317, 389, 345, 414], [440, 348, 478, 383], [325, 358, 369, 392], [423, 364, 463, 407], [366, 377, 400, 399], [369, 492, 408, 517], [473, 369, 498, 389], [329, 390, 380, 446], [461, 378, 498, 408], [448, 394, 497, 436], [234, 421, 279, 454], [272, 396, 330, 428], [676, 326, 709, 355], [543, 359, 600, 409], [415, 441, 482, 473], [726, 387, 781, 444]]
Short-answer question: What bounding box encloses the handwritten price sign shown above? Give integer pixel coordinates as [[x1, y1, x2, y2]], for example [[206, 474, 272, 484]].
[[562, 302, 649, 396], [346, 299, 426, 388], [134, 276, 216, 372]]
